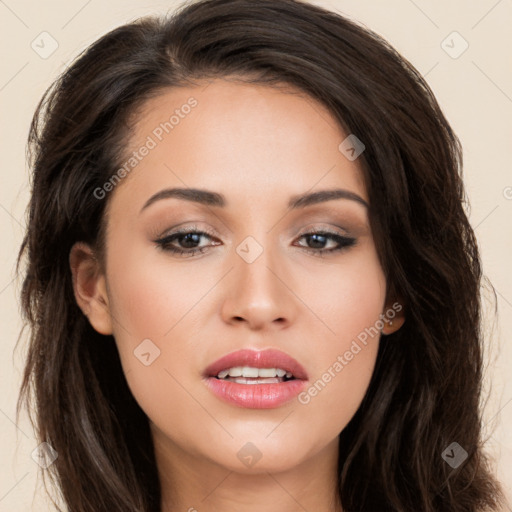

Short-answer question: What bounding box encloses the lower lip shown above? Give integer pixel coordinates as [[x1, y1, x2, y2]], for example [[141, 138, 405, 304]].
[[205, 377, 307, 409]]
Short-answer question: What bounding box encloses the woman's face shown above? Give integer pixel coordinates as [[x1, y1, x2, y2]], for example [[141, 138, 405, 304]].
[[78, 79, 402, 474]]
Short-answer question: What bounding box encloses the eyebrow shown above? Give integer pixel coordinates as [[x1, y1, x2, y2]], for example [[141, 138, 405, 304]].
[[140, 187, 369, 213]]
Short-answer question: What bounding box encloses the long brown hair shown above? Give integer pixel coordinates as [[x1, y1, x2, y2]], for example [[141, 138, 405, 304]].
[[16, 0, 505, 510]]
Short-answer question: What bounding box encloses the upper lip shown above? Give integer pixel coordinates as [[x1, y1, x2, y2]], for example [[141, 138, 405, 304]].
[[204, 348, 309, 380]]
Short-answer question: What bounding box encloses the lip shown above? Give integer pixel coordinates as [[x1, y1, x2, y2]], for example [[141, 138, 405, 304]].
[[203, 348, 309, 380], [203, 348, 309, 409]]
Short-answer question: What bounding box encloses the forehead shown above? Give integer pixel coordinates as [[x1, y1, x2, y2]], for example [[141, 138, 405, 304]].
[[107, 79, 368, 216]]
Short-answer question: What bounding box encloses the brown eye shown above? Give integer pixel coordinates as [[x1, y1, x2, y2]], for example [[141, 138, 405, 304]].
[[155, 227, 219, 257], [295, 230, 356, 256]]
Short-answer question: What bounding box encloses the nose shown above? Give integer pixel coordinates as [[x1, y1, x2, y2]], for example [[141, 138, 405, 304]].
[[220, 242, 297, 331]]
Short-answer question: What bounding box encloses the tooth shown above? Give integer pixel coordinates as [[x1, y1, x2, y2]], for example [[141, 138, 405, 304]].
[[232, 377, 254, 384], [258, 368, 277, 377], [232, 377, 281, 384], [228, 367, 243, 377], [242, 366, 259, 378], [219, 366, 293, 379]]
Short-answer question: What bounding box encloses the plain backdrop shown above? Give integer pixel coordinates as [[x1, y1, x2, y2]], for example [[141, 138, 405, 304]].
[[0, 0, 511, 510]]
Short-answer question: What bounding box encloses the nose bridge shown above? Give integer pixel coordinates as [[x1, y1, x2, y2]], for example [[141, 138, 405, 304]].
[[235, 232, 282, 301], [222, 231, 295, 328]]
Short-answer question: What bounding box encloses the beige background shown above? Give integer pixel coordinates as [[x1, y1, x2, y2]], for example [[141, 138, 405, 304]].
[[0, 0, 511, 510]]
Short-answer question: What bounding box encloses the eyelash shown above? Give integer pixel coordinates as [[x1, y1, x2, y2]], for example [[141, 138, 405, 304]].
[[154, 225, 357, 258]]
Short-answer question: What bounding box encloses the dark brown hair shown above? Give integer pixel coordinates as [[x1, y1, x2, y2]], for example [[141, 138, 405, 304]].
[[17, 0, 505, 510]]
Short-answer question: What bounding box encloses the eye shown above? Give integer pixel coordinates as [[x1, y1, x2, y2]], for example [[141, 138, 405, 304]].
[[154, 225, 357, 258], [294, 229, 356, 257], [154, 225, 219, 258]]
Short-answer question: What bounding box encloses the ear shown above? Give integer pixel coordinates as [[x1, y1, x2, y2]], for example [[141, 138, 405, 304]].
[[69, 241, 113, 335], [381, 294, 406, 336]]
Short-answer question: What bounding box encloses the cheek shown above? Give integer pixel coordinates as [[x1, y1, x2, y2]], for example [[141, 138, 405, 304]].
[[106, 243, 212, 340], [103, 239, 206, 398], [302, 245, 386, 345], [293, 249, 385, 430], [104, 247, 208, 439]]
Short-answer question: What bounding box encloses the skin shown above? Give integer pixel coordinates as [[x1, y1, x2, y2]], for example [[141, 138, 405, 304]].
[[70, 78, 405, 512]]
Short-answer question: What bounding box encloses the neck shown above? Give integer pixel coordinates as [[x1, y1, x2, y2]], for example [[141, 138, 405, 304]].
[[152, 425, 343, 512]]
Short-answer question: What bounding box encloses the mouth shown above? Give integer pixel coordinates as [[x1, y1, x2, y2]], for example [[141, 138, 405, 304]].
[[203, 348, 308, 409]]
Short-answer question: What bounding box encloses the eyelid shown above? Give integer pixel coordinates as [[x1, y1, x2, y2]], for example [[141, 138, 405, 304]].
[[156, 222, 351, 242], [155, 219, 355, 241], [156, 223, 219, 240], [293, 223, 351, 238]]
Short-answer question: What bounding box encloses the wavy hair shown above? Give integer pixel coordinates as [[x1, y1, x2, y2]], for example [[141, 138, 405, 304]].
[[16, 0, 505, 510]]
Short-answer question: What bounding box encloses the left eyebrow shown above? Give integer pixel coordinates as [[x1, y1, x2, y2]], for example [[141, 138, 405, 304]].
[[139, 186, 369, 214], [140, 187, 226, 214]]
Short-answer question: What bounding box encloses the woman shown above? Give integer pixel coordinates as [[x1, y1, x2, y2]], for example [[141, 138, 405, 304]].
[[16, 0, 506, 510]]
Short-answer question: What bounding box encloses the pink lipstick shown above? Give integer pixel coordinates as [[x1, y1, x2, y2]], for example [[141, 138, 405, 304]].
[[203, 348, 308, 409]]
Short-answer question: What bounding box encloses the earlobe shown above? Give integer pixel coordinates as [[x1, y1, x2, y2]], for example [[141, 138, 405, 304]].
[[69, 241, 113, 335], [382, 315, 405, 335], [381, 295, 406, 335]]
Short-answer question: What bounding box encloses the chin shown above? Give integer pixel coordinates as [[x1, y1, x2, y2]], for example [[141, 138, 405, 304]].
[[203, 435, 314, 475]]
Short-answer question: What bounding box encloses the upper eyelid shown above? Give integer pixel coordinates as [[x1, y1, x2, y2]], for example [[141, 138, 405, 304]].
[[156, 226, 354, 246], [157, 224, 350, 237], [157, 225, 217, 239]]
